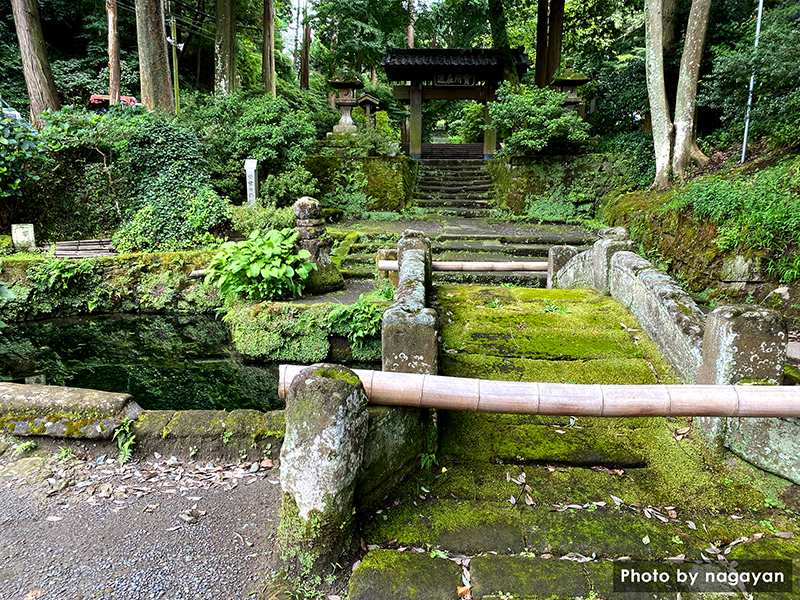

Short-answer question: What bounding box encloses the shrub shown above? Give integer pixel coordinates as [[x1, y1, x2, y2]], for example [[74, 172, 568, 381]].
[[112, 118, 231, 253], [231, 201, 296, 238], [326, 295, 384, 349], [0, 114, 51, 231], [260, 165, 318, 208], [204, 229, 316, 303], [582, 57, 648, 136], [489, 82, 590, 155], [458, 101, 486, 144]]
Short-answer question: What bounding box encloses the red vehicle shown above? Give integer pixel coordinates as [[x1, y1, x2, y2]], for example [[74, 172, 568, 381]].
[[88, 94, 143, 109]]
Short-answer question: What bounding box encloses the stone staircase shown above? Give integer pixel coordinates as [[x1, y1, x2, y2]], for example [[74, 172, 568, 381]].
[[412, 159, 596, 286], [348, 286, 800, 599], [415, 160, 494, 218]]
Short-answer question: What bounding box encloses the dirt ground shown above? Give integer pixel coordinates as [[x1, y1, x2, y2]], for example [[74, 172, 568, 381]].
[[0, 438, 289, 600]]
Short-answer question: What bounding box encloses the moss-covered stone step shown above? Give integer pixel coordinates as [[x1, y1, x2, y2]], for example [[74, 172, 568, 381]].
[[434, 271, 546, 286], [351, 541, 800, 600], [442, 354, 663, 385], [349, 550, 462, 600]]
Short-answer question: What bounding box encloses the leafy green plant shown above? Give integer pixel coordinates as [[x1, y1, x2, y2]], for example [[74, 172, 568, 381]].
[[12, 440, 37, 458], [260, 165, 318, 208], [421, 452, 438, 470], [58, 446, 76, 462], [113, 419, 136, 465], [0, 114, 51, 199], [27, 258, 94, 294], [489, 82, 590, 155], [326, 295, 384, 348], [539, 299, 570, 314], [204, 229, 316, 303]]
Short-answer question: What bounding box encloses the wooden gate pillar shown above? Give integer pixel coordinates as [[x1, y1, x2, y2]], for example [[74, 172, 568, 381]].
[[483, 86, 497, 159], [409, 81, 423, 159]]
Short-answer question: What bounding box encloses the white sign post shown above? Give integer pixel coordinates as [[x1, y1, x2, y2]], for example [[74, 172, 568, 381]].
[[245, 159, 259, 207], [11, 224, 35, 251]]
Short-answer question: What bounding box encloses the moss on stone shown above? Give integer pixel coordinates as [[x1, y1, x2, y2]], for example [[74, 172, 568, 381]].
[[470, 555, 591, 599], [349, 549, 461, 600], [313, 367, 361, 387]]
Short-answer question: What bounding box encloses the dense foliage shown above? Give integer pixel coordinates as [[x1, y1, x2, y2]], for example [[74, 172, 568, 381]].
[[0, 115, 51, 218], [699, 3, 800, 148], [112, 118, 231, 253], [489, 83, 590, 155], [180, 92, 319, 202]]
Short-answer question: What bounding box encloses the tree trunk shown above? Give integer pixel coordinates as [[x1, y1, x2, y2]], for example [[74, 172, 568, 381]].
[[215, 0, 236, 95], [10, 0, 60, 127], [135, 0, 174, 111], [300, 20, 310, 90], [407, 0, 415, 48], [263, 0, 276, 97], [672, 0, 711, 181], [644, 0, 673, 190], [107, 0, 120, 104], [534, 0, 548, 88], [487, 0, 519, 85], [662, 0, 678, 52], [545, 0, 564, 85]]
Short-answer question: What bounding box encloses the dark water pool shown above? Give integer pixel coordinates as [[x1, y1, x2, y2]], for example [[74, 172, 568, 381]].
[[1, 314, 335, 412]]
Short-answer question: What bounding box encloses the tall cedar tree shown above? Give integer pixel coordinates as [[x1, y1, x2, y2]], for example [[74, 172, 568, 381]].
[[10, 0, 60, 126]]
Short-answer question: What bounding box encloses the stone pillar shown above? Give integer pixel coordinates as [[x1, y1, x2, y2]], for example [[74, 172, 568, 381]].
[[483, 101, 496, 160], [697, 305, 787, 386], [278, 364, 369, 576], [547, 245, 578, 289], [11, 224, 35, 251], [294, 197, 344, 295], [696, 305, 788, 448], [397, 229, 432, 302], [409, 82, 423, 159], [244, 159, 258, 206], [592, 227, 634, 294], [382, 230, 437, 375]]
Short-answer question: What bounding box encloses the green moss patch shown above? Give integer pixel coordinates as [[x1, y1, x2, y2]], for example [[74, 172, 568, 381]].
[[349, 550, 461, 600], [364, 500, 525, 553], [470, 555, 591, 599]]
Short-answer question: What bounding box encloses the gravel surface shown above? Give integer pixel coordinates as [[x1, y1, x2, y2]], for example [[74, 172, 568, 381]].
[[0, 440, 282, 600]]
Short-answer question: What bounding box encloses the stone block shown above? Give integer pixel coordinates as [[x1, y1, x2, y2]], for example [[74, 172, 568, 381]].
[[11, 224, 35, 251], [471, 556, 590, 599], [553, 248, 593, 290], [381, 305, 438, 374], [547, 245, 578, 289], [293, 196, 321, 220], [696, 304, 787, 385], [278, 364, 369, 575], [726, 417, 800, 485], [593, 236, 635, 293], [721, 254, 763, 282], [397, 229, 432, 299]]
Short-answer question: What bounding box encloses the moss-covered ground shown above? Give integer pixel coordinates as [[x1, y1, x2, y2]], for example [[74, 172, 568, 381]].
[[355, 284, 799, 599]]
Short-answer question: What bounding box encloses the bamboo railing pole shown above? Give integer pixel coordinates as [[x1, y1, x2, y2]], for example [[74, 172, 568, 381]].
[[279, 365, 800, 418], [376, 260, 549, 272]]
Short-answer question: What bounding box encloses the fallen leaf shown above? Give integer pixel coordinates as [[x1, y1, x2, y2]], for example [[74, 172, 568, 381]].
[[46, 516, 63, 522], [24, 591, 43, 600], [642, 535, 650, 545], [610, 494, 623, 506], [774, 531, 795, 539], [457, 585, 470, 598], [525, 494, 535, 506], [687, 520, 697, 530], [676, 427, 691, 435]]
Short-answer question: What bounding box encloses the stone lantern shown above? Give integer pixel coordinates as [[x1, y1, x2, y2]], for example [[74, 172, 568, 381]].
[[356, 93, 381, 128], [551, 60, 591, 118], [328, 78, 364, 135]]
